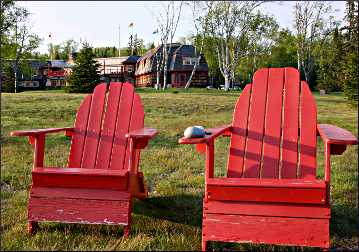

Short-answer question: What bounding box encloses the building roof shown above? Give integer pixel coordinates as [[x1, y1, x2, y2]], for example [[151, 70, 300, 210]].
[[135, 43, 208, 76], [123, 55, 141, 64], [95, 56, 129, 66]]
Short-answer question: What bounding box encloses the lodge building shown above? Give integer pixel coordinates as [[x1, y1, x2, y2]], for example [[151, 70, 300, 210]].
[[135, 43, 208, 88]]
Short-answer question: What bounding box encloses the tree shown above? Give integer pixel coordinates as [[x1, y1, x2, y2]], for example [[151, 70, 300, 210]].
[[0, 0, 41, 92], [185, 1, 210, 89], [205, 1, 263, 90], [65, 42, 101, 93], [341, 0, 358, 101], [155, 1, 183, 89], [293, 1, 336, 88], [317, 27, 345, 92]]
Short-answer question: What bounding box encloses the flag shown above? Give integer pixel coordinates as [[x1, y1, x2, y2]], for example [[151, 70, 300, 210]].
[[128, 22, 134, 28], [152, 29, 158, 34]]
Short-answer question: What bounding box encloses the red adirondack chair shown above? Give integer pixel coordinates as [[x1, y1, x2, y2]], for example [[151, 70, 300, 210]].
[[179, 67, 357, 250], [11, 82, 157, 236]]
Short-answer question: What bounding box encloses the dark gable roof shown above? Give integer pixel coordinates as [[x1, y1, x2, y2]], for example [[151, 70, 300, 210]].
[[169, 45, 208, 72], [123, 55, 141, 64], [135, 43, 208, 76]]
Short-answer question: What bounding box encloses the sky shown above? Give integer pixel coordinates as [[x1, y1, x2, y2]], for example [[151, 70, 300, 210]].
[[17, 1, 347, 54]]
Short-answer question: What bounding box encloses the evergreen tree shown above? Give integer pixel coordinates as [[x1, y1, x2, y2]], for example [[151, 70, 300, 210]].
[[342, 0, 358, 101], [65, 42, 101, 93]]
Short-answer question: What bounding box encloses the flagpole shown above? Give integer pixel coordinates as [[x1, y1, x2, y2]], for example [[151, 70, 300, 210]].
[[118, 24, 121, 57]]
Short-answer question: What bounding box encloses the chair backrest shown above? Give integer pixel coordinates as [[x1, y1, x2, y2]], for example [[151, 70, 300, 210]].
[[227, 67, 317, 179], [67, 82, 144, 170]]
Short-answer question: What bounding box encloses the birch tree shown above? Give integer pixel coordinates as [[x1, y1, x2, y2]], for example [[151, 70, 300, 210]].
[[184, 1, 209, 89], [206, 1, 263, 91], [294, 1, 334, 84], [155, 1, 183, 89]]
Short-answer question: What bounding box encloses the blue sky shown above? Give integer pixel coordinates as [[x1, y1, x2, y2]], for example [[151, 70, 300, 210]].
[[18, 1, 347, 54]]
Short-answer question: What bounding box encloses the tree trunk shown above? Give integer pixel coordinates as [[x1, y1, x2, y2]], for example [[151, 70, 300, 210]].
[[162, 44, 167, 89], [224, 73, 231, 91], [185, 56, 200, 89]]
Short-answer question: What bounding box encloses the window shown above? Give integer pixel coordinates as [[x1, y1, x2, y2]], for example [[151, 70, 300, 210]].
[[127, 65, 133, 72], [182, 57, 198, 65]]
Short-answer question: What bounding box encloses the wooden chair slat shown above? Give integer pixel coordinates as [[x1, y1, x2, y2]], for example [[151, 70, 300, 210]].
[[243, 68, 269, 178], [227, 84, 251, 177], [281, 68, 300, 178], [81, 83, 108, 169], [123, 93, 145, 171], [95, 83, 123, 169], [299, 81, 317, 178], [67, 94, 92, 167], [109, 83, 135, 170], [262, 68, 285, 178]]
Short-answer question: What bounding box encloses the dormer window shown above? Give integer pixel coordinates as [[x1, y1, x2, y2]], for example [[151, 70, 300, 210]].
[[183, 57, 198, 65]]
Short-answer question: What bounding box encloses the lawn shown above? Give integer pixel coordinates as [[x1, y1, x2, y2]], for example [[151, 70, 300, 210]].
[[1, 89, 357, 251]]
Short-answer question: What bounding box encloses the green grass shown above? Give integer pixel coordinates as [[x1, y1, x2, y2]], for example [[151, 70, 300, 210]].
[[1, 89, 357, 251]]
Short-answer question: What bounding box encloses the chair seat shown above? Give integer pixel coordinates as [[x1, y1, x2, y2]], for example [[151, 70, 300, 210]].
[[207, 178, 327, 204], [32, 167, 128, 190]]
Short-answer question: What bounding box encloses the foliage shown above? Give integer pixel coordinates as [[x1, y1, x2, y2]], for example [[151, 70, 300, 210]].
[[1, 63, 15, 92], [127, 33, 145, 56], [65, 42, 101, 93], [317, 28, 345, 92], [341, 0, 358, 101], [0, 0, 41, 93], [48, 39, 78, 60]]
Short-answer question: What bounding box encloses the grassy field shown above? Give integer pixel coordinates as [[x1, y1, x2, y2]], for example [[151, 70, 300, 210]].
[[1, 89, 357, 251]]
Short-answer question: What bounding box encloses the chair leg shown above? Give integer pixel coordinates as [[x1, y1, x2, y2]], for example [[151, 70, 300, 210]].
[[123, 199, 132, 238], [28, 221, 38, 235], [202, 239, 207, 251], [123, 225, 130, 238]]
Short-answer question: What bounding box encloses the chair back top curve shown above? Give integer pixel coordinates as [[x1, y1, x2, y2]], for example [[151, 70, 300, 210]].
[[227, 67, 317, 179], [67, 82, 144, 170]]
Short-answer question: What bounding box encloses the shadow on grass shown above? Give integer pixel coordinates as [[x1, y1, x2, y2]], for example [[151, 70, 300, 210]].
[[133, 194, 203, 228], [149, 134, 183, 149], [330, 202, 358, 242]]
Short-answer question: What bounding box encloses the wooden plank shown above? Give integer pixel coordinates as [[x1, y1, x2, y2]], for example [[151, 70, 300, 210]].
[[68, 95, 92, 167], [124, 92, 144, 171], [227, 84, 252, 178], [11, 127, 73, 136], [81, 83, 108, 169], [243, 68, 269, 178], [203, 214, 329, 248], [299, 81, 317, 178], [206, 184, 326, 204], [32, 167, 128, 190], [29, 197, 130, 225], [207, 177, 326, 188], [30, 186, 130, 201], [317, 124, 358, 145], [109, 83, 134, 170], [281, 67, 300, 178], [261, 68, 284, 178], [204, 200, 330, 219], [95, 83, 123, 169]]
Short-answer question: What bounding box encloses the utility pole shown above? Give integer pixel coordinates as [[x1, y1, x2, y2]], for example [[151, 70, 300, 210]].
[[14, 22, 17, 93], [118, 24, 121, 57]]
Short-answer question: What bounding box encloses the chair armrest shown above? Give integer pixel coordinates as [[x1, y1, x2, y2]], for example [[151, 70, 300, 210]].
[[178, 124, 232, 145], [125, 128, 158, 149], [126, 128, 158, 140], [11, 127, 74, 137], [317, 124, 357, 145]]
